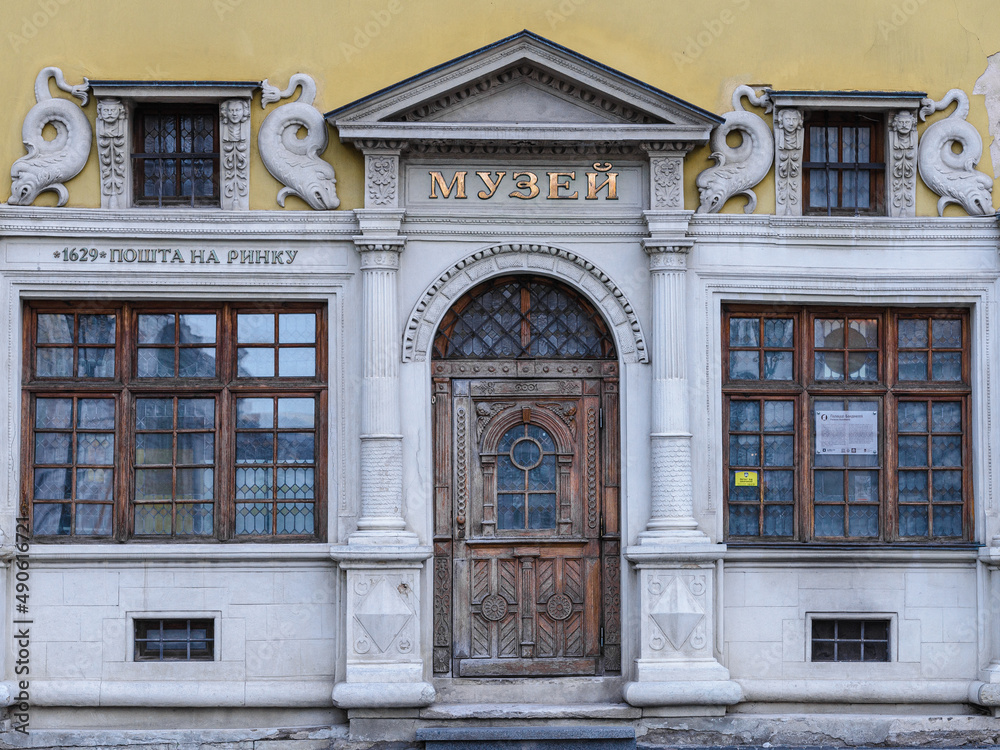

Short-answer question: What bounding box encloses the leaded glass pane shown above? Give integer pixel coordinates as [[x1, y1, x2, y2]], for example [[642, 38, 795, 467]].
[[730, 350, 759, 380], [728, 504, 758, 535], [277, 502, 314, 534], [36, 348, 72, 377], [932, 505, 963, 537], [278, 314, 316, 343], [814, 504, 845, 536], [75, 503, 112, 535], [179, 314, 216, 344], [730, 401, 760, 432], [278, 348, 315, 377], [37, 314, 73, 343], [898, 319, 928, 348], [899, 505, 929, 536], [138, 348, 175, 377], [762, 505, 793, 536], [434, 277, 615, 359], [178, 347, 216, 377], [763, 351, 793, 380], [527, 493, 556, 529], [139, 314, 175, 344], [730, 318, 759, 347]]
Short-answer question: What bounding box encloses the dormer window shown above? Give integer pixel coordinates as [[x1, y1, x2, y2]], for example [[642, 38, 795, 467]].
[[132, 104, 219, 207]]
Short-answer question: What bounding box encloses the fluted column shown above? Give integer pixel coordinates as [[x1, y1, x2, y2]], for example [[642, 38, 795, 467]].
[[355, 241, 408, 538], [640, 239, 706, 542]]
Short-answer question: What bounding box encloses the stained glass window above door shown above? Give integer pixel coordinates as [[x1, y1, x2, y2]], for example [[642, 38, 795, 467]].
[[433, 276, 616, 359]]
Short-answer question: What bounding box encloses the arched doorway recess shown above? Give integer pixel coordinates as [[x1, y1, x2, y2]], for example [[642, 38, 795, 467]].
[[431, 275, 621, 677]]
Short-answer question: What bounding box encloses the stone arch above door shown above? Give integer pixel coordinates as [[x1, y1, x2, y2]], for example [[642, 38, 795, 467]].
[[403, 243, 648, 364]]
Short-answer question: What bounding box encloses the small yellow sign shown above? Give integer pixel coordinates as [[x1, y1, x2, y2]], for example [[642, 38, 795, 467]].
[[734, 471, 758, 487]]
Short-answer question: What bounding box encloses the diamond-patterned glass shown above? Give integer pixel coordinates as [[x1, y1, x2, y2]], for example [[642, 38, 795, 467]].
[[434, 277, 615, 359]]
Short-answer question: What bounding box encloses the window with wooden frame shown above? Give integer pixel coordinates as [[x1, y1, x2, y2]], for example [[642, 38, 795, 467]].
[[723, 306, 971, 543], [132, 104, 220, 207], [804, 112, 885, 216], [23, 301, 326, 541]]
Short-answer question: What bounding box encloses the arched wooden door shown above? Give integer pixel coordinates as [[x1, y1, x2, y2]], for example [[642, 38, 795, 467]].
[[431, 276, 621, 677]]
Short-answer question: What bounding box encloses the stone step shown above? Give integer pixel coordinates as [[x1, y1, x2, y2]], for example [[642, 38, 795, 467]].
[[416, 725, 636, 749]]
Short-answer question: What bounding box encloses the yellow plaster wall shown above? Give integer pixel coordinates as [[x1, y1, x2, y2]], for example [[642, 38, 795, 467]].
[[1, 0, 998, 214]]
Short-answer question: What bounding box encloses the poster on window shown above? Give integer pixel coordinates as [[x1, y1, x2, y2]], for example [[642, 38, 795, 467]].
[[815, 410, 878, 455]]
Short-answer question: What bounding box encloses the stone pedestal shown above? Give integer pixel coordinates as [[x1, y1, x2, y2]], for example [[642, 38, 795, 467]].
[[331, 549, 434, 709], [972, 544, 1000, 715], [623, 212, 740, 712]]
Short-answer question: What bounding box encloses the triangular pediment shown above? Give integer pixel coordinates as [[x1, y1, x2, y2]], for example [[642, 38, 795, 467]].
[[328, 31, 721, 145]]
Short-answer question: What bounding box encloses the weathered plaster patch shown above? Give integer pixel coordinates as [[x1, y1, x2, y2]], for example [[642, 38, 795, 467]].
[[973, 51, 1000, 179]]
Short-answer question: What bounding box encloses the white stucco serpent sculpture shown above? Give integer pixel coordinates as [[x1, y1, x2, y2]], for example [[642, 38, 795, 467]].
[[8, 67, 91, 206], [258, 73, 340, 210], [917, 89, 994, 216], [695, 85, 773, 214]]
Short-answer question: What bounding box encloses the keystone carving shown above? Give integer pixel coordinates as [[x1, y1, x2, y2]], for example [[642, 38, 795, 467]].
[[258, 73, 340, 210], [917, 89, 994, 216], [8, 67, 92, 206], [696, 85, 773, 214]]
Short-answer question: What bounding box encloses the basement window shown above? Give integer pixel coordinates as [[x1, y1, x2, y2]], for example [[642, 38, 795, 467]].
[[134, 618, 215, 661], [811, 618, 889, 662]]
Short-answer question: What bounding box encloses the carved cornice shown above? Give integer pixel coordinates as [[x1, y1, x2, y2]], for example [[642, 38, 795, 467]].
[[394, 63, 657, 125], [403, 242, 648, 364], [406, 142, 641, 157]]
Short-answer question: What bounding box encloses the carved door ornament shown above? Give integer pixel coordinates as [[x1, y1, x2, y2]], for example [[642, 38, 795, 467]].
[[431, 276, 621, 678]]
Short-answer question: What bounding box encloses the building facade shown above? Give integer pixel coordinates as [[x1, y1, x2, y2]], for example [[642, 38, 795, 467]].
[[2, 3, 1000, 747]]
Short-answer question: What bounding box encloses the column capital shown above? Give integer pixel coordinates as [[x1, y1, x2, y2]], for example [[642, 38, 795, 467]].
[[355, 240, 405, 269], [642, 239, 692, 270]]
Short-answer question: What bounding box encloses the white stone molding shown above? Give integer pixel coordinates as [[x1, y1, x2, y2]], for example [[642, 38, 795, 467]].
[[220, 98, 251, 211], [402, 243, 648, 364], [258, 73, 340, 210], [695, 86, 773, 214], [96, 98, 127, 209], [918, 89, 994, 216], [888, 109, 918, 218], [639, 239, 705, 543], [7, 67, 92, 206], [773, 108, 803, 216]]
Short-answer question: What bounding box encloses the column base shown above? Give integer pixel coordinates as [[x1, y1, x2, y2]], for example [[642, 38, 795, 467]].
[[348, 527, 420, 546], [623, 679, 741, 709], [333, 680, 435, 709]]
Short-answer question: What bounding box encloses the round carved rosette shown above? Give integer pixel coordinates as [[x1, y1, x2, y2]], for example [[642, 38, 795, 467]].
[[545, 593, 573, 621], [480, 594, 508, 621]]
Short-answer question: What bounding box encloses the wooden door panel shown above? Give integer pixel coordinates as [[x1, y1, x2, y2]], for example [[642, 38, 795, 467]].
[[435, 375, 619, 678]]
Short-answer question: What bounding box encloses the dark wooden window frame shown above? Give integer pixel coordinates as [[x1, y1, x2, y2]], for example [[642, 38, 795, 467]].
[[803, 111, 886, 217], [810, 617, 891, 663], [132, 103, 220, 207], [722, 305, 972, 544], [22, 300, 327, 542]]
